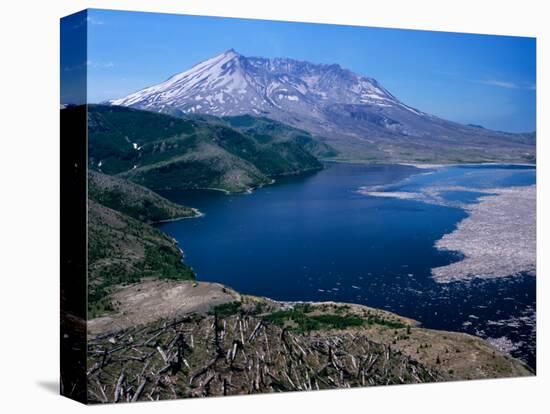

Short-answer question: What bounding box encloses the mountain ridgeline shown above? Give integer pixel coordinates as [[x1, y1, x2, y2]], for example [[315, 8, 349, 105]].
[[88, 104, 336, 193], [109, 49, 536, 164]]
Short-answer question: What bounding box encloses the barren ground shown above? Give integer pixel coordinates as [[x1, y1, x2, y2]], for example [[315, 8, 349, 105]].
[[88, 280, 240, 335]]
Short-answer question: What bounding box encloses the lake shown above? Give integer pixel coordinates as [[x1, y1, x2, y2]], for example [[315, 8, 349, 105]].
[[159, 162, 536, 368]]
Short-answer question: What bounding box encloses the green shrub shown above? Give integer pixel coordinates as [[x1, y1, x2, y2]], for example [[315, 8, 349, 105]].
[[211, 301, 242, 317], [265, 308, 364, 333]]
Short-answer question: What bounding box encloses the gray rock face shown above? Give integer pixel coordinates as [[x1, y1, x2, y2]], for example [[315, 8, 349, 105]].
[[109, 49, 535, 163]]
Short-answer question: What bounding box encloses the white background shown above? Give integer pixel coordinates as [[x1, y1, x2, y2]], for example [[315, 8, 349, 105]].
[[0, 0, 547, 412]]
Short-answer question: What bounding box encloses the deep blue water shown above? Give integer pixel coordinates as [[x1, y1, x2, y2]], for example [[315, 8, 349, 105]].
[[159, 163, 536, 368]]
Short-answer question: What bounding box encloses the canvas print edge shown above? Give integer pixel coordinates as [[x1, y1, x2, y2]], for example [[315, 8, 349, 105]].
[[60, 8, 536, 405]]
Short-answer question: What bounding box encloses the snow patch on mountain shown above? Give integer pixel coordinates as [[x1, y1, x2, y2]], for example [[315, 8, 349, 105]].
[[108, 49, 408, 120]]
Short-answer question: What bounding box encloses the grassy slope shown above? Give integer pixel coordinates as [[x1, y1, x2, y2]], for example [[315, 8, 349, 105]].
[[89, 170, 198, 223], [221, 114, 338, 160], [88, 200, 194, 318], [88, 105, 335, 192], [120, 141, 270, 193], [87, 168, 200, 318]]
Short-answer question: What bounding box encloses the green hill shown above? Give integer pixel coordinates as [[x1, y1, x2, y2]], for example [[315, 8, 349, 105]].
[[88, 200, 195, 318], [88, 105, 336, 192], [222, 114, 338, 159], [87, 171, 199, 319], [88, 171, 199, 223]]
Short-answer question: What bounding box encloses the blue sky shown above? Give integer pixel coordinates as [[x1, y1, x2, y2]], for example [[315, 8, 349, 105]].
[[78, 9, 535, 132]]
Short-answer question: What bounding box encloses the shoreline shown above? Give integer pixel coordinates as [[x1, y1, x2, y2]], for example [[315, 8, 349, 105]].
[[398, 161, 536, 169], [163, 165, 322, 199], [168, 160, 536, 205], [153, 207, 204, 224], [322, 158, 536, 169]]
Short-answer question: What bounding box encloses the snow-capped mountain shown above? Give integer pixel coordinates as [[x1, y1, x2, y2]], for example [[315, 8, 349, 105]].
[[109, 49, 535, 163], [111, 49, 405, 113], [109, 49, 422, 132]]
